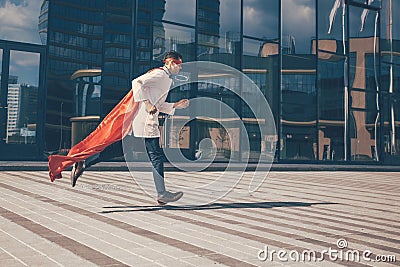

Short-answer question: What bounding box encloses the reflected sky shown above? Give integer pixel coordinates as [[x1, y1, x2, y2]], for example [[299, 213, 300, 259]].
[[0, 0, 42, 44], [244, 0, 279, 38], [9, 51, 40, 86], [0, 0, 398, 58], [163, 0, 195, 26]]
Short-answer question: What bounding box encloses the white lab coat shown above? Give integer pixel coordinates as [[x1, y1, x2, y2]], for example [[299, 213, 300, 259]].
[[131, 67, 175, 138]]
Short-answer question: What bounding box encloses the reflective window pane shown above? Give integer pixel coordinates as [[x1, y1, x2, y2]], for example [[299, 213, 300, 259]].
[[382, 94, 400, 158], [349, 6, 379, 92], [350, 110, 378, 161], [348, 5, 379, 161], [318, 59, 345, 160], [282, 0, 316, 54], [163, 0, 195, 26], [350, 0, 380, 9], [242, 0, 279, 161], [6, 51, 40, 144], [317, 0, 347, 161], [243, 0, 279, 39], [153, 21, 195, 63], [281, 0, 317, 160], [318, 0, 346, 41], [196, 80, 241, 162], [0, 48, 3, 97], [379, 0, 400, 160], [197, 0, 241, 67], [393, 0, 400, 40]]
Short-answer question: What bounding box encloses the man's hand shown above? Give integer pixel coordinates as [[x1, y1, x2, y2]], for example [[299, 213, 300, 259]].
[[144, 100, 158, 114], [173, 99, 190, 109]]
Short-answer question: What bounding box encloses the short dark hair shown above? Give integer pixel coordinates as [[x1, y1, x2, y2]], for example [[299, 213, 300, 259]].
[[163, 50, 182, 62]]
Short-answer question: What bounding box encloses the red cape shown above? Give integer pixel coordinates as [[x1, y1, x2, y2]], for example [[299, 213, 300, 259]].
[[48, 90, 138, 181]]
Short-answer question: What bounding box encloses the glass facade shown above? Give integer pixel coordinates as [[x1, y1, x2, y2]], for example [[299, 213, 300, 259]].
[[24, 0, 400, 164], [6, 51, 40, 144], [0, 40, 46, 159]]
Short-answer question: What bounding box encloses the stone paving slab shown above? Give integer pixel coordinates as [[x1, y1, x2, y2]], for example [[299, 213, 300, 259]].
[[0, 170, 399, 266]]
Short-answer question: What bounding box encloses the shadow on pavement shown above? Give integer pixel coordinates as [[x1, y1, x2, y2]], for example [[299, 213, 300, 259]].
[[100, 201, 335, 213]]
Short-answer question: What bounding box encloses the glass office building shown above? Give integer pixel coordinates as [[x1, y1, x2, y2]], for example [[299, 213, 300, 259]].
[[1, 0, 399, 163]]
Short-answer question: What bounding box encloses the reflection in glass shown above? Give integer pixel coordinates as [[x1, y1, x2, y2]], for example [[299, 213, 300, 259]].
[[318, 58, 345, 160], [350, 0, 381, 9], [350, 110, 378, 161], [71, 70, 102, 117], [382, 94, 400, 158], [281, 0, 317, 160], [153, 22, 195, 63], [193, 0, 241, 161], [281, 71, 317, 160], [197, 0, 241, 67], [196, 81, 241, 161], [317, 0, 346, 160], [381, 0, 400, 161], [348, 5, 380, 161], [163, 0, 195, 26], [6, 51, 40, 144], [242, 0, 279, 161], [319, 0, 347, 40], [0, 49, 2, 97], [282, 0, 316, 54], [243, 0, 279, 38]]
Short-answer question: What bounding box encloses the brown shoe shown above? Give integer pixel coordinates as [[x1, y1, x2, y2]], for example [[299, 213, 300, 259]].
[[157, 191, 183, 205], [71, 161, 85, 187]]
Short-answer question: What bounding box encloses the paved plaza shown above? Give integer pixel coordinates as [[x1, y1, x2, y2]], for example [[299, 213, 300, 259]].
[[0, 169, 399, 266]]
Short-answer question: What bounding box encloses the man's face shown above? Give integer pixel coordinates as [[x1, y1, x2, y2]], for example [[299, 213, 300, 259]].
[[166, 58, 182, 74]]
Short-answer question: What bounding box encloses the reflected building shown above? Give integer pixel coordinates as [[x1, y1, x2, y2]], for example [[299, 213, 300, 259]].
[[39, 0, 105, 150], [0, 74, 38, 140], [197, 0, 220, 57], [5, 81, 38, 143], [30, 0, 400, 164]]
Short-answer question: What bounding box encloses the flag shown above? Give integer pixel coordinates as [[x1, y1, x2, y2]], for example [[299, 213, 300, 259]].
[[328, 0, 341, 34], [360, 0, 374, 32], [48, 90, 139, 181]]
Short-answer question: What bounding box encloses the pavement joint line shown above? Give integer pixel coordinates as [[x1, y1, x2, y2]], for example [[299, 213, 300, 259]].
[[48, 169, 400, 214], [0, 227, 63, 266], [0, 246, 29, 266], [0, 205, 129, 266], [2, 175, 328, 262], [7, 171, 400, 242], [50, 173, 397, 231], [55, 173, 394, 217], [7, 172, 400, 237], [1, 172, 398, 267], [1, 174, 382, 266], [0, 180, 258, 267], [81, 170, 398, 226], [74, 170, 400, 225], [0, 191, 165, 264], [3, 161, 400, 172], [57, 175, 400, 256], [5, 176, 262, 262]]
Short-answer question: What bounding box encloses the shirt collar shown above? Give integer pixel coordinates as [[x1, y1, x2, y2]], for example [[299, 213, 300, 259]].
[[162, 66, 172, 77]]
